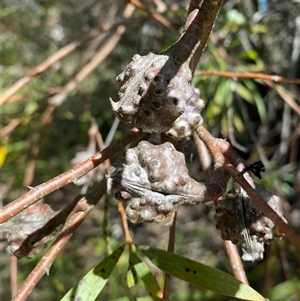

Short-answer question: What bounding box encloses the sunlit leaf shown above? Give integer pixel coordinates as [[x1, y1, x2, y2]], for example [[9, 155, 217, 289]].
[[251, 24, 268, 34], [214, 79, 232, 106], [24, 101, 39, 115], [0, 136, 8, 167], [0, 145, 8, 167], [235, 83, 254, 104], [233, 112, 245, 132], [61, 244, 125, 301], [237, 50, 259, 61], [130, 245, 163, 300], [139, 245, 265, 301], [226, 9, 247, 25]]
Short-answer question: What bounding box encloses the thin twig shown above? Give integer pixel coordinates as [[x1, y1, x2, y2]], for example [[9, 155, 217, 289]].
[[0, 118, 22, 137], [195, 70, 300, 115], [195, 70, 300, 85], [117, 201, 132, 244], [163, 211, 177, 301], [0, 128, 142, 224], [10, 256, 18, 298], [1, 11, 136, 107], [224, 240, 249, 284], [193, 130, 213, 179], [263, 80, 300, 116], [127, 0, 175, 31]]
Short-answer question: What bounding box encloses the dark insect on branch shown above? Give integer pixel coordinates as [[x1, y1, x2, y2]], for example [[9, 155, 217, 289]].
[[243, 161, 265, 179]]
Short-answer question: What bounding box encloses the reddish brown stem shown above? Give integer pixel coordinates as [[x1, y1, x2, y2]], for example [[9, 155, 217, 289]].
[[10, 256, 18, 298], [224, 240, 249, 284], [118, 200, 132, 244], [0, 128, 142, 224], [184, 0, 224, 73], [163, 211, 177, 301], [195, 70, 300, 85], [0, 118, 22, 137], [127, 0, 175, 31], [195, 70, 300, 115], [168, 0, 224, 67]]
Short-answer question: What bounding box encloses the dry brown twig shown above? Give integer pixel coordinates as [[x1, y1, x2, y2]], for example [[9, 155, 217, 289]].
[[117, 200, 133, 244], [224, 240, 249, 284], [163, 211, 177, 301], [195, 70, 300, 85], [127, 0, 175, 31], [195, 70, 300, 115]]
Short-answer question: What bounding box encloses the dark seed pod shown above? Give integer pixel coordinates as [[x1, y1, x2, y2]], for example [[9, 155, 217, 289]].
[[214, 185, 286, 261]]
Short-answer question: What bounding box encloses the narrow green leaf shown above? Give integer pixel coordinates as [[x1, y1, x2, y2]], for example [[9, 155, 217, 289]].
[[235, 83, 255, 104], [130, 246, 163, 300], [61, 244, 125, 301], [267, 277, 300, 301], [139, 245, 265, 301], [242, 79, 267, 123], [233, 112, 245, 132], [214, 80, 231, 106]]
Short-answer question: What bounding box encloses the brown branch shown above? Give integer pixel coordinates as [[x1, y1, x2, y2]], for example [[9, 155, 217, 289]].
[[10, 256, 18, 298], [117, 200, 132, 244], [167, 0, 224, 67], [0, 128, 142, 224], [12, 179, 107, 301], [195, 70, 300, 85], [195, 125, 300, 251], [263, 80, 300, 116], [184, 0, 225, 73], [224, 240, 249, 284], [163, 211, 177, 301], [0, 118, 22, 137], [193, 132, 213, 179]]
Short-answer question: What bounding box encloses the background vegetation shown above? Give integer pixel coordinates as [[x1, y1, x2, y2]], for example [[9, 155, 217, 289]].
[[1, 0, 300, 300]]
